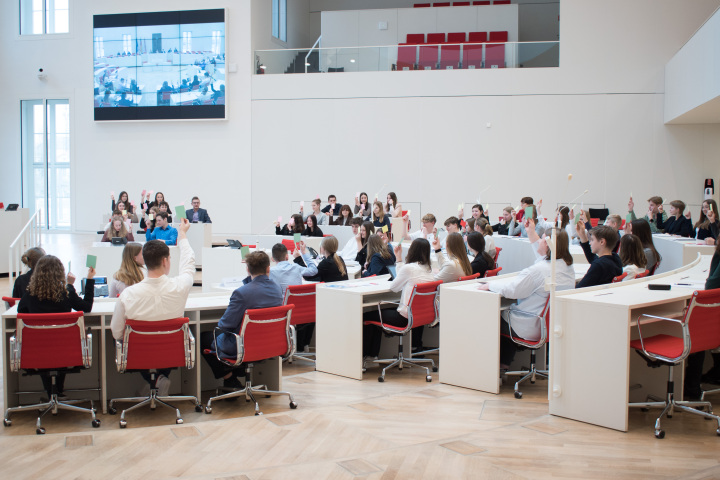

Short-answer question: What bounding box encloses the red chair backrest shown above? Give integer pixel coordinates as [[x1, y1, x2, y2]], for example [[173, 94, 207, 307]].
[[282, 239, 296, 251], [485, 266, 502, 278], [414, 2, 431, 6], [406, 34, 425, 44], [240, 304, 293, 363], [468, 31, 487, 43], [3, 296, 20, 308], [124, 318, 190, 370], [685, 289, 720, 354], [407, 280, 443, 329], [493, 0, 511, 5], [493, 246, 502, 263], [447, 32, 466, 43], [284, 284, 317, 326], [590, 218, 600, 227], [453, 1, 470, 5], [473, 1, 490, 4], [488, 31, 509, 42], [612, 272, 628, 283], [17, 312, 86, 369], [427, 33, 446, 44], [459, 273, 480, 281], [433, 2, 451, 6], [635, 270, 650, 279]]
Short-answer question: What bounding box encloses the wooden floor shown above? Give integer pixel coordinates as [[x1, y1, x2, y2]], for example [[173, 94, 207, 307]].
[[2, 233, 720, 479]]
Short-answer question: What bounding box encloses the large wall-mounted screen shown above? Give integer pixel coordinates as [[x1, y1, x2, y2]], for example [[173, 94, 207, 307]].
[[93, 9, 225, 121]]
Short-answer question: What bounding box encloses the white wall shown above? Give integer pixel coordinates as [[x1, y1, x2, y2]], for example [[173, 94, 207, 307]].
[[664, 6, 720, 124]]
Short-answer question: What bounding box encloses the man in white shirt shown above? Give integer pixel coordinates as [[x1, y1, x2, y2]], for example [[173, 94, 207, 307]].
[[339, 217, 363, 262], [403, 213, 439, 242], [111, 218, 195, 395]]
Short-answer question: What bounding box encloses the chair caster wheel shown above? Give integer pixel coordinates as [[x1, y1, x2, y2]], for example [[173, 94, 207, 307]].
[[530, 380, 536, 384], [432, 366, 438, 372], [655, 429, 665, 439], [36, 427, 46, 435], [92, 419, 101, 428], [150, 407, 156, 411], [641, 407, 649, 412], [119, 420, 127, 428], [716, 428, 720, 436], [176, 418, 183, 425], [378, 376, 385, 382], [398, 367, 403, 371], [426, 376, 432, 382], [255, 412, 263, 416], [3, 419, 11, 427], [52, 412, 58, 416], [108, 407, 117, 415], [290, 401, 298, 409], [362, 368, 366, 373], [667, 414, 672, 419], [514, 391, 523, 399], [195, 405, 203, 413], [204, 406, 212, 414]]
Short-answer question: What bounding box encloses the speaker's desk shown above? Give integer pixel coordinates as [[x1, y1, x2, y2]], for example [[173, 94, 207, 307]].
[[652, 234, 715, 274]]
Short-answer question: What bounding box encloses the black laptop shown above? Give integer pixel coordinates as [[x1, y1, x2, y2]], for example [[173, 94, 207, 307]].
[[227, 239, 243, 249], [5, 204, 19, 211], [111, 237, 128, 245]]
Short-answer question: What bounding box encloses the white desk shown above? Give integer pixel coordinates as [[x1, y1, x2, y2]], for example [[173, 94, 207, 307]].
[[88, 242, 180, 280], [550, 254, 711, 431], [318, 225, 354, 246], [493, 235, 587, 274], [1, 209, 30, 275], [652, 234, 715, 274], [231, 234, 324, 253]]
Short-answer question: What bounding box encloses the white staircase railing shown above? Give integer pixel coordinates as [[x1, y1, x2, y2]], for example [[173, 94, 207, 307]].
[[8, 210, 42, 296], [305, 35, 322, 73]]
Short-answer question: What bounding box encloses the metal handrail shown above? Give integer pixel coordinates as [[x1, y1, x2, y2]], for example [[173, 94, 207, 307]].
[[305, 35, 322, 74], [257, 40, 558, 54], [8, 210, 42, 295]]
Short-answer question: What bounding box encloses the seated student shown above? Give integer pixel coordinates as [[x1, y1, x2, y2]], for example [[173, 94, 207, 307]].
[[515, 196, 534, 222], [441, 216, 462, 251], [618, 234, 647, 280], [354, 192, 371, 218], [555, 206, 578, 244], [147, 192, 166, 211], [627, 219, 661, 273], [361, 234, 396, 277], [275, 214, 305, 236], [201, 251, 283, 390], [157, 201, 173, 223], [340, 217, 364, 261], [366, 201, 391, 231], [478, 223, 575, 368], [146, 211, 178, 245], [575, 223, 623, 288], [115, 201, 139, 224], [303, 214, 324, 237], [18, 256, 96, 398], [354, 221, 376, 267], [628, 195, 667, 233], [320, 194, 342, 217], [109, 243, 146, 297], [269, 241, 318, 294], [662, 200, 693, 237], [459, 203, 488, 225], [403, 213, 439, 243], [362, 238, 435, 359], [466, 231, 495, 277], [509, 204, 549, 237], [433, 232, 472, 283], [12, 247, 46, 299], [334, 204, 354, 226], [492, 207, 514, 236], [303, 236, 349, 283], [186, 196, 212, 223], [111, 191, 134, 214], [465, 217, 476, 235], [102, 216, 135, 242], [693, 199, 719, 244], [477, 218, 497, 259], [385, 192, 403, 218], [301, 198, 330, 226], [142, 206, 160, 233], [604, 214, 622, 253]]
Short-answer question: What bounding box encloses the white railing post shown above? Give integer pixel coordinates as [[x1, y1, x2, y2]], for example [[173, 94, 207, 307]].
[[305, 35, 322, 74]]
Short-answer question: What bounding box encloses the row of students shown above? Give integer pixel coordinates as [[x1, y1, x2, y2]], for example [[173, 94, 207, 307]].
[[275, 214, 324, 237]]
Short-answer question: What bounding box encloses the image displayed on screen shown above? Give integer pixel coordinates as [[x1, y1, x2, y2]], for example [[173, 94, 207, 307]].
[[93, 9, 225, 121]]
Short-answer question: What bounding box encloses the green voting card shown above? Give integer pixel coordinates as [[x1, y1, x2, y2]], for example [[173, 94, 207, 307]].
[[626, 213, 632, 225], [575, 212, 581, 225], [525, 206, 534, 220], [175, 205, 186, 221], [86, 254, 97, 269], [293, 233, 302, 242], [240, 246, 250, 259]]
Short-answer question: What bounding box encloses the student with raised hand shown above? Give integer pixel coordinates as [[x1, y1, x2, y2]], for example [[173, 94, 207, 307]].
[[367, 201, 391, 231], [628, 219, 661, 273], [303, 236, 348, 283], [12, 247, 46, 299], [403, 213, 438, 242], [604, 214, 622, 253], [334, 204, 354, 226], [146, 211, 178, 245], [340, 217, 364, 261], [361, 234, 396, 277], [275, 214, 305, 236], [515, 196, 534, 222], [466, 231, 495, 277], [157, 201, 173, 223], [148, 191, 166, 210], [492, 207, 514, 235], [355, 221, 376, 267], [477, 218, 497, 259], [302, 198, 330, 226], [302, 214, 324, 237], [102, 215, 135, 243], [269, 241, 318, 294], [111, 190, 133, 214], [575, 223, 623, 288], [362, 238, 435, 359], [441, 216, 462, 251], [459, 204, 489, 225], [109, 242, 145, 297], [114, 201, 139, 224], [354, 192, 371, 218], [509, 204, 546, 238], [661, 200, 693, 237], [628, 195, 667, 234], [556, 206, 578, 244], [433, 232, 472, 283], [617, 234, 647, 280], [385, 192, 403, 218], [320, 194, 341, 217], [693, 199, 719, 244]]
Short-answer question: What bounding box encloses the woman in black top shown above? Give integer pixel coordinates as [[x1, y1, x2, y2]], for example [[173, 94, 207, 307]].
[[303, 237, 348, 283], [693, 199, 719, 243], [355, 221, 376, 267], [17, 255, 96, 398], [334, 205, 354, 226], [111, 191, 133, 214], [147, 191, 166, 211], [303, 215, 324, 237], [12, 247, 46, 299], [276, 214, 305, 236], [362, 234, 396, 277], [466, 232, 495, 277], [366, 201, 391, 231], [662, 200, 693, 237]]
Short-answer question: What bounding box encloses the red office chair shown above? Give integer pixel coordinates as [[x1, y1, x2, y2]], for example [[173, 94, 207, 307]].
[[364, 280, 442, 382], [503, 298, 550, 399], [612, 272, 628, 283], [108, 318, 201, 428], [635, 269, 650, 279], [204, 305, 297, 415], [459, 273, 480, 281], [284, 284, 319, 365], [485, 266, 503, 278], [494, 246, 502, 264], [2, 296, 20, 308], [4, 312, 100, 434], [629, 289, 720, 438], [590, 218, 600, 227], [282, 238, 297, 251]]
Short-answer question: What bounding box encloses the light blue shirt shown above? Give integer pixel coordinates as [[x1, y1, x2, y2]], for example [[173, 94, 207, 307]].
[[146, 225, 178, 245], [269, 252, 318, 294]]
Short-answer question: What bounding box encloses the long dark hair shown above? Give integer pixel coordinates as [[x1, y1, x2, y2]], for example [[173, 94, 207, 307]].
[[631, 219, 661, 265], [466, 232, 495, 269], [406, 238, 431, 271], [290, 214, 304, 233], [619, 234, 647, 268]]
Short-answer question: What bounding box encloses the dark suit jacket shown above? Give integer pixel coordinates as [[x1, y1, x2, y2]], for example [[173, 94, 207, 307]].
[[186, 208, 212, 223]]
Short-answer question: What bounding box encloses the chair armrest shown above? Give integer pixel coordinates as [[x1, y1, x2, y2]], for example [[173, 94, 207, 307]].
[[505, 308, 546, 348], [83, 332, 92, 368], [9, 336, 19, 372], [115, 340, 125, 372], [288, 325, 297, 358], [213, 327, 243, 367], [187, 328, 196, 369], [635, 314, 689, 363]]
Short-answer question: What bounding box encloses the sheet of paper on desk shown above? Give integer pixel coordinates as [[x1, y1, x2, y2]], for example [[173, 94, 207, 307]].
[[221, 276, 245, 289]]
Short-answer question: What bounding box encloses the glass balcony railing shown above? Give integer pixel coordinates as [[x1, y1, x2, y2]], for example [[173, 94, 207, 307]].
[[255, 41, 558, 75]]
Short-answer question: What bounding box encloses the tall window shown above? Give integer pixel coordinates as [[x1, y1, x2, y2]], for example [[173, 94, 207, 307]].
[[272, 0, 287, 42], [211, 30, 222, 55], [21, 100, 71, 229], [182, 31, 192, 53], [122, 34, 132, 54], [20, 0, 69, 35]]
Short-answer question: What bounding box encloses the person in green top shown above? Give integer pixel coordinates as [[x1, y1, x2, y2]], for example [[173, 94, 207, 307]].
[[628, 195, 668, 234]]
